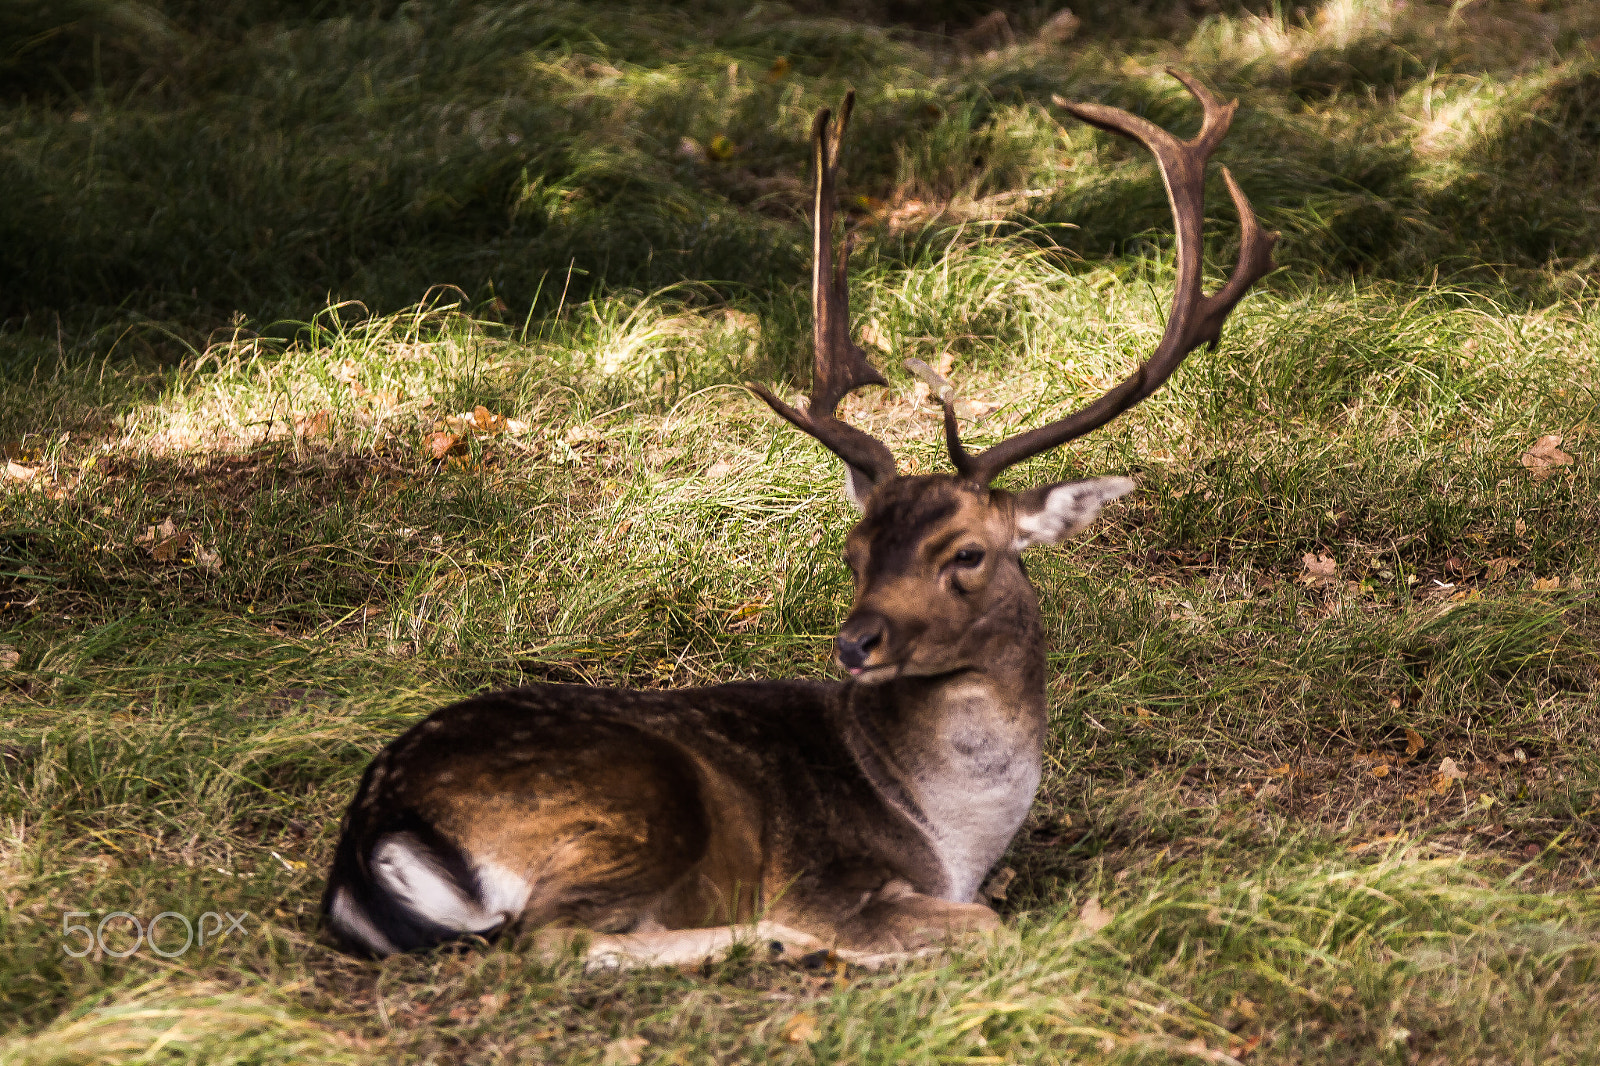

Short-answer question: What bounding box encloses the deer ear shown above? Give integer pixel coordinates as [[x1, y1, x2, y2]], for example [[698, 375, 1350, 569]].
[[1012, 476, 1134, 549]]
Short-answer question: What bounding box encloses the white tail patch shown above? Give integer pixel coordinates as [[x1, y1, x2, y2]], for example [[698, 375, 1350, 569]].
[[371, 834, 530, 935], [327, 887, 397, 957]]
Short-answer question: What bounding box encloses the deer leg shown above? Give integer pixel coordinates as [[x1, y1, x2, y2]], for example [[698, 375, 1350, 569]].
[[530, 920, 826, 970], [827, 879, 1000, 964]]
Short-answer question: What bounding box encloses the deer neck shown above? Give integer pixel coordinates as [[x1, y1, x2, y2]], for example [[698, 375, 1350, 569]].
[[840, 608, 1048, 903]]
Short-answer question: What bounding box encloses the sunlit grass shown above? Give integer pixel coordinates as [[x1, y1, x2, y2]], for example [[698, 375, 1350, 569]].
[[4, 0, 1600, 1062]]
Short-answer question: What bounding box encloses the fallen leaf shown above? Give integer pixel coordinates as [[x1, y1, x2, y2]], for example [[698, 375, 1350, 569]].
[[425, 431, 462, 460], [765, 57, 790, 82], [1485, 557, 1520, 582], [1532, 576, 1561, 591], [1077, 896, 1113, 933], [472, 405, 506, 433], [193, 543, 221, 572], [706, 460, 733, 479], [296, 409, 332, 439], [1477, 793, 1497, 809], [781, 1011, 820, 1044], [1301, 552, 1338, 587], [980, 865, 1016, 903], [1431, 756, 1467, 794], [707, 134, 737, 161], [3, 461, 38, 483], [504, 418, 529, 435], [1368, 763, 1390, 778], [1348, 832, 1403, 854], [1405, 728, 1425, 757], [0, 646, 19, 670], [601, 1036, 648, 1065], [149, 518, 191, 562], [1520, 434, 1574, 480], [332, 358, 360, 384], [858, 319, 891, 352]]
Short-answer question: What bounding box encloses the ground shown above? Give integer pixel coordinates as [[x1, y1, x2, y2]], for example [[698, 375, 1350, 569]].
[[2, 1, 1600, 1063]]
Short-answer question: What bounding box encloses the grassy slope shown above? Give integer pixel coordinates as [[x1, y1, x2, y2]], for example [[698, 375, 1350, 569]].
[[3, 1, 1600, 1063]]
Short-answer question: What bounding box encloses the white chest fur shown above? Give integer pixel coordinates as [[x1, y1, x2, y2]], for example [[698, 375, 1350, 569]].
[[904, 679, 1043, 902]]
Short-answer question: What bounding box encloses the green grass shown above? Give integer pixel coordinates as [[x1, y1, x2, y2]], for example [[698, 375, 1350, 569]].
[[5, 0, 1600, 1063]]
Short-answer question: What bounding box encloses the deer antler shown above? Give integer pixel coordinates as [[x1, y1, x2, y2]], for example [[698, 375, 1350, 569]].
[[945, 69, 1278, 486], [750, 93, 898, 487]]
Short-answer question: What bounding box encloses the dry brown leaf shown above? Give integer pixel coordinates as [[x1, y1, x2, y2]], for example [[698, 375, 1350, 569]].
[[1301, 552, 1338, 586], [1268, 763, 1292, 776], [472, 405, 506, 433], [193, 543, 221, 572], [425, 432, 462, 460], [3, 461, 38, 483], [1348, 832, 1403, 854], [980, 865, 1016, 903], [1485, 557, 1520, 582], [504, 418, 529, 435], [858, 320, 891, 352], [1368, 763, 1390, 778], [1229, 1032, 1263, 1059], [1405, 728, 1425, 757], [0, 646, 19, 670], [1532, 576, 1561, 591], [296, 409, 332, 439], [781, 1011, 820, 1044], [1431, 756, 1467, 794], [1520, 434, 1574, 479], [151, 531, 190, 562], [601, 1036, 648, 1065], [1078, 896, 1113, 933], [332, 358, 360, 384]]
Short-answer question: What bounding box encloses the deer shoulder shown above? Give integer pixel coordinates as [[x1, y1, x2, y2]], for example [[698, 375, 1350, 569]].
[[322, 71, 1276, 966]]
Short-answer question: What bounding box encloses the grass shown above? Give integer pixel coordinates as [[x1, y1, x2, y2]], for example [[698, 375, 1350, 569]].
[[4, 0, 1600, 1063]]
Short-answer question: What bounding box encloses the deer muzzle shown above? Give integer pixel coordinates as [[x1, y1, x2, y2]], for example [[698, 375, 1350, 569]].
[[835, 611, 889, 675]]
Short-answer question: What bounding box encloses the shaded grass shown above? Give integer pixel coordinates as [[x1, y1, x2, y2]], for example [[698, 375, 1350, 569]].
[[4, 1, 1600, 1062], [3, 234, 1600, 1058], [7, 0, 1600, 338]]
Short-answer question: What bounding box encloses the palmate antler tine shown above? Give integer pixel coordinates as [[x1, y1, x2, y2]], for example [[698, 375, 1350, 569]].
[[957, 69, 1278, 487], [750, 93, 898, 486]]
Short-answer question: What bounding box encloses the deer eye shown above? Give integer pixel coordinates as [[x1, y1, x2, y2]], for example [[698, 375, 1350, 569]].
[[952, 548, 985, 568]]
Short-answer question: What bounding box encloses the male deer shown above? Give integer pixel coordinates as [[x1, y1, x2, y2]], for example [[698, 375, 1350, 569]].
[[322, 70, 1276, 965]]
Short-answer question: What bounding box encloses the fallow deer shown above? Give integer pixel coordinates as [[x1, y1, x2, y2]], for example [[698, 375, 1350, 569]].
[[322, 70, 1276, 965]]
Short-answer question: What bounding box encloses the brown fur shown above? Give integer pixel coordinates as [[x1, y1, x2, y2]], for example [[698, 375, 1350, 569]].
[[323, 75, 1268, 964], [322, 476, 1110, 960]]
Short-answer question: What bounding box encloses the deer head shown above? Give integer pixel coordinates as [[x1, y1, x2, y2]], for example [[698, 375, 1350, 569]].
[[752, 72, 1277, 682]]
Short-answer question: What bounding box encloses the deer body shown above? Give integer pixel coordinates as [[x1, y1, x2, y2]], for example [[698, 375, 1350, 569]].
[[323, 72, 1276, 964]]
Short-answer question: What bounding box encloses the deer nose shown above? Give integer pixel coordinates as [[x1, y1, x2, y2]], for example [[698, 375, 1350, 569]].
[[836, 615, 887, 672]]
